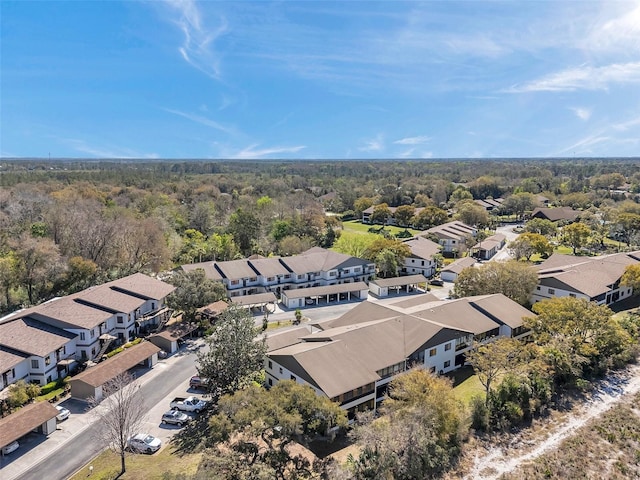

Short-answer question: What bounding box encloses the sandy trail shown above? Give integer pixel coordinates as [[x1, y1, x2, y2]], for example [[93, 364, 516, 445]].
[[464, 364, 640, 479]]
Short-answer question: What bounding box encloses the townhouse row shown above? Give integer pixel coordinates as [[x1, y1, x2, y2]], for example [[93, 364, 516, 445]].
[[0, 273, 175, 390], [265, 293, 531, 418]]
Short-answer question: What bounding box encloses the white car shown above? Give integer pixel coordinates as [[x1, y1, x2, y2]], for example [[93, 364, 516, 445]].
[[128, 433, 162, 454], [55, 405, 70, 422], [2, 440, 19, 455]]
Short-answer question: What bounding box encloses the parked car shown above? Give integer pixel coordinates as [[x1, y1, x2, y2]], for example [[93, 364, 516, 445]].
[[169, 396, 208, 413], [55, 405, 70, 422], [128, 433, 162, 454], [429, 278, 444, 286], [161, 409, 190, 427], [2, 440, 19, 455], [189, 376, 209, 390]]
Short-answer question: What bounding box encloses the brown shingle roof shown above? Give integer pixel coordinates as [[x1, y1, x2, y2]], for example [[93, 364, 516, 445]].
[[536, 251, 640, 298], [441, 256, 476, 274], [0, 347, 28, 373], [31, 295, 113, 330], [78, 285, 146, 313], [248, 257, 291, 277], [403, 236, 441, 259], [181, 262, 224, 281], [531, 206, 580, 222], [107, 272, 177, 300], [230, 292, 278, 306], [0, 401, 58, 449], [70, 341, 161, 388], [0, 318, 76, 357]]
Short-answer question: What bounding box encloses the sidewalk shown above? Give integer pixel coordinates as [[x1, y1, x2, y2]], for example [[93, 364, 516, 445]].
[[0, 338, 204, 480]]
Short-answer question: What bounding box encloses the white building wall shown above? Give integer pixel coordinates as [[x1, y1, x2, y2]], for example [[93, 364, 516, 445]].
[[1, 358, 30, 389], [265, 358, 327, 398], [422, 342, 457, 374]]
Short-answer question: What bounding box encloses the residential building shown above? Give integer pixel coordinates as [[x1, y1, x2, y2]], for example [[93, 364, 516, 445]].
[[472, 233, 506, 260], [530, 206, 581, 223], [266, 293, 532, 417], [401, 236, 441, 277], [440, 256, 477, 282], [474, 198, 504, 211], [420, 221, 477, 255], [182, 247, 376, 299], [531, 251, 640, 306], [0, 273, 175, 390]]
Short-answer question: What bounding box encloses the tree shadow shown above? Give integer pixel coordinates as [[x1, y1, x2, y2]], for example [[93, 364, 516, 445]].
[[170, 412, 215, 454]]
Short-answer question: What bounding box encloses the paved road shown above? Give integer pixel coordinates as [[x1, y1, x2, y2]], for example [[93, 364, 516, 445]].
[[4, 343, 202, 480]]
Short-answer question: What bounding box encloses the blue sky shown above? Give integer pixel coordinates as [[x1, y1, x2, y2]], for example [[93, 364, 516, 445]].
[[1, 1, 639, 160]]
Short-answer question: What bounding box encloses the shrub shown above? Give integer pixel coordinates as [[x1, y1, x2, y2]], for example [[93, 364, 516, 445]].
[[40, 380, 60, 396], [106, 347, 124, 358], [470, 395, 489, 431]]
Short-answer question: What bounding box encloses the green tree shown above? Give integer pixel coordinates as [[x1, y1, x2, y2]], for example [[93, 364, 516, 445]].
[[196, 305, 267, 400], [453, 261, 538, 305], [228, 208, 261, 255], [524, 218, 558, 237], [394, 205, 415, 228], [529, 297, 633, 380], [501, 192, 536, 221], [350, 369, 464, 480], [376, 249, 399, 278], [508, 233, 553, 261], [614, 212, 640, 246], [561, 222, 592, 254], [466, 337, 523, 404], [454, 201, 489, 227], [167, 269, 227, 321], [371, 203, 392, 225], [412, 206, 449, 230], [203, 381, 347, 479], [621, 264, 640, 294], [354, 197, 374, 218]]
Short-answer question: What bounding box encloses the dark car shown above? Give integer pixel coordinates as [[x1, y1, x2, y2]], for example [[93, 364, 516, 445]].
[[429, 278, 444, 286], [189, 375, 209, 390]]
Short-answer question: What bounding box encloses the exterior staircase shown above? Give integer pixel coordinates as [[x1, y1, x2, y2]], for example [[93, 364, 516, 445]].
[[95, 336, 115, 361]]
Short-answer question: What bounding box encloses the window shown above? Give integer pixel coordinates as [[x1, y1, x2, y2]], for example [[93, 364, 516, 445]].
[[536, 286, 541, 290], [279, 367, 283, 374], [429, 366, 436, 373], [329, 271, 337, 276], [231, 280, 239, 285], [267, 277, 274, 282], [548, 288, 555, 294], [90, 329, 95, 338], [290, 375, 296, 381], [444, 360, 451, 368], [45, 356, 51, 366], [80, 332, 86, 341], [268, 378, 273, 386], [117, 316, 124, 324], [445, 343, 451, 351], [268, 361, 273, 369], [31, 359, 39, 369], [569, 293, 576, 298], [429, 348, 437, 357]]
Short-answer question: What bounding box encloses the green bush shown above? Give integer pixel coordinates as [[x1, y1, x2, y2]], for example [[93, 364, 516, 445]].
[[40, 380, 60, 396], [106, 347, 124, 358]]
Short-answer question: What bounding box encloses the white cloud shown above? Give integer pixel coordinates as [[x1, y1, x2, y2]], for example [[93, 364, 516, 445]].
[[613, 116, 640, 131], [394, 135, 430, 145], [570, 107, 591, 121], [584, 3, 640, 53], [60, 138, 157, 159], [359, 134, 384, 152], [165, 0, 228, 80], [232, 144, 306, 159], [164, 108, 236, 135], [506, 62, 640, 93]]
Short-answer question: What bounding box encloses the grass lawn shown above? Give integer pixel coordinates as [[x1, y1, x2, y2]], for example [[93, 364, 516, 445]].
[[341, 220, 420, 237], [448, 366, 485, 405], [69, 446, 201, 480]]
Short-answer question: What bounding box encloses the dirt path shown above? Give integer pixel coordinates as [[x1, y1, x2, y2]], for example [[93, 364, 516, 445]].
[[464, 364, 640, 479]]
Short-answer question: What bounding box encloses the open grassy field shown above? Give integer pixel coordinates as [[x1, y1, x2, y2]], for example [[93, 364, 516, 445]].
[[341, 220, 420, 237], [69, 446, 201, 480]]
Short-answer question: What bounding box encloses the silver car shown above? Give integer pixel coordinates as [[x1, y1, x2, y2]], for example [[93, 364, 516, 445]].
[[128, 433, 162, 454], [161, 409, 190, 427]]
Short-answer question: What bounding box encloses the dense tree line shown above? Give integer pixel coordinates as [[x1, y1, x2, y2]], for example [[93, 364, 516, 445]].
[[1, 158, 640, 314]]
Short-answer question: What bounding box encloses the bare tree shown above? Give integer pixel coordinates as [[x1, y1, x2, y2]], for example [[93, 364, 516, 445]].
[[88, 372, 147, 475]]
